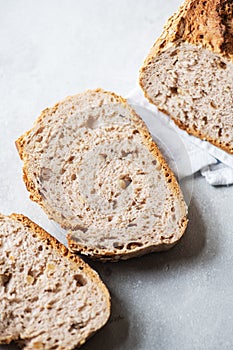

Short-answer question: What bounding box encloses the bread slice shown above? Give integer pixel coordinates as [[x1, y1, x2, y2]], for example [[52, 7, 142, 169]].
[[139, 0, 233, 154], [16, 88, 188, 261], [0, 213, 110, 349]]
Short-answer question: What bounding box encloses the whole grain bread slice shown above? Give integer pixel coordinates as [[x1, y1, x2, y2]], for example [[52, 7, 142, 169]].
[[0, 213, 110, 349], [139, 0, 233, 154], [16, 88, 188, 261]]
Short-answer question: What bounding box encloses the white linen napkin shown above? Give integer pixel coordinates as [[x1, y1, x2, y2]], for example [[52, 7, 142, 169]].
[[127, 87, 233, 186]]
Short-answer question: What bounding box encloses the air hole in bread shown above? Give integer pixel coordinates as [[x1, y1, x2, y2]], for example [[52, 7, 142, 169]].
[[71, 174, 76, 181], [127, 223, 137, 228], [126, 242, 143, 250], [86, 115, 100, 129], [118, 175, 132, 189], [113, 242, 124, 250], [170, 87, 178, 94], [219, 61, 227, 69], [24, 307, 32, 313], [170, 50, 178, 57], [69, 322, 85, 331], [73, 274, 87, 287], [36, 136, 43, 142], [210, 101, 218, 109], [31, 296, 39, 302], [0, 272, 12, 287], [67, 156, 75, 163], [202, 117, 208, 125], [35, 126, 44, 135], [99, 153, 107, 159], [172, 214, 176, 222], [40, 168, 52, 181], [121, 150, 132, 157]]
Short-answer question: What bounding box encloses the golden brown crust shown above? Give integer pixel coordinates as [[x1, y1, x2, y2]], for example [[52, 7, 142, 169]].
[[167, 111, 233, 154], [145, 100, 233, 156], [16, 89, 188, 261], [67, 237, 184, 262], [142, 0, 233, 62], [139, 0, 233, 155]]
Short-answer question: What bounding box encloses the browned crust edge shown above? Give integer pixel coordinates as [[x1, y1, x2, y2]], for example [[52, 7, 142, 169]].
[[158, 107, 233, 155], [0, 213, 111, 348], [141, 0, 233, 62], [140, 52, 233, 155], [15, 88, 188, 261], [67, 239, 181, 262], [139, 0, 233, 155], [142, 92, 233, 156]]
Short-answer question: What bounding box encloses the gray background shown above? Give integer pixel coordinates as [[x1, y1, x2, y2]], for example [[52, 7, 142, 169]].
[[1, 1, 233, 349]]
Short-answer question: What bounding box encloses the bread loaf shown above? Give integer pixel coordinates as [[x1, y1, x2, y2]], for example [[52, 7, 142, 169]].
[[140, 0, 233, 154], [16, 89, 188, 261], [0, 213, 110, 349]]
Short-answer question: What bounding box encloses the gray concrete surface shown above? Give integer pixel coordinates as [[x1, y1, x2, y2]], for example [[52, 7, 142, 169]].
[[1, 1, 233, 349]]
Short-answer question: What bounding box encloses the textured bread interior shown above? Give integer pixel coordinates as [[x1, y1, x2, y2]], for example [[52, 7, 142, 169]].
[[140, 0, 233, 153], [0, 214, 110, 349], [17, 89, 187, 259], [140, 35, 233, 153]]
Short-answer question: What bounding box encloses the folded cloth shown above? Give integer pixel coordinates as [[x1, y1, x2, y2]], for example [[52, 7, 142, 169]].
[[201, 163, 233, 186], [127, 87, 233, 186]]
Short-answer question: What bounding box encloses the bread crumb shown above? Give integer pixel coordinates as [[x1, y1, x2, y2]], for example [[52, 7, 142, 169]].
[[33, 342, 44, 349], [46, 263, 56, 271], [118, 179, 127, 189], [26, 275, 34, 284]]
